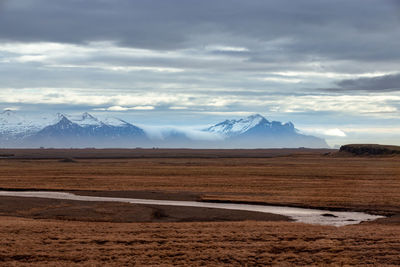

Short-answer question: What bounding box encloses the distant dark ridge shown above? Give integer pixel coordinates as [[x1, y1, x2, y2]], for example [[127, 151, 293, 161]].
[[340, 144, 400, 155], [0, 148, 334, 160]]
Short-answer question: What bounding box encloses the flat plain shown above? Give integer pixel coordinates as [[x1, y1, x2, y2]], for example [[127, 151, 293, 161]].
[[0, 148, 400, 266]]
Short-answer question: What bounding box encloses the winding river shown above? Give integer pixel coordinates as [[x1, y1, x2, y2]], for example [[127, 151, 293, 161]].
[[0, 191, 383, 226]]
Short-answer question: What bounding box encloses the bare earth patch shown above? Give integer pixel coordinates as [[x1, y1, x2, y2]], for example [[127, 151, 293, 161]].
[[0, 196, 289, 223]]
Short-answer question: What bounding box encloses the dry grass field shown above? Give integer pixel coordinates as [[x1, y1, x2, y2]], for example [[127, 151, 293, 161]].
[[0, 150, 399, 214], [1, 218, 400, 266], [0, 149, 400, 265]]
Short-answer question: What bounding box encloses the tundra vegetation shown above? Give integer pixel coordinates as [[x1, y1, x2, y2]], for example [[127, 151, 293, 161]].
[[0, 147, 399, 265]]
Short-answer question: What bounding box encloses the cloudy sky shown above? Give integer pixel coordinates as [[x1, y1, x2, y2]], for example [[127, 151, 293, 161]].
[[1, 0, 400, 146]]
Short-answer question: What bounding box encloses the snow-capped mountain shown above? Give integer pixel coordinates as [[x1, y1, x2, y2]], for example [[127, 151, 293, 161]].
[[38, 113, 145, 137], [206, 114, 295, 137], [30, 113, 147, 147], [205, 114, 328, 148], [0, 110, 52, 138], [0, 111, 328, 148], [0, 110, 30, 136]]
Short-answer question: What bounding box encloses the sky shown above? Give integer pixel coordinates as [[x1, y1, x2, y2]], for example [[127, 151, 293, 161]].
[[0, 0, 400, 147]]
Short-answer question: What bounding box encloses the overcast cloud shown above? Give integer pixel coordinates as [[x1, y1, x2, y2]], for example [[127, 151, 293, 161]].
[[335, 74, 400, 92], [0, 0, 400, 146]]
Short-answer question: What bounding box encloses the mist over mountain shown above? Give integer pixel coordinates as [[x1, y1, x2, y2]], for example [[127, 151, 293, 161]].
[[0, 110, 328, 148]]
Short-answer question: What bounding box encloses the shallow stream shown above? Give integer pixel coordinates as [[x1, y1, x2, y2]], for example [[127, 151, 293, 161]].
[[0, 191, 383, 226]]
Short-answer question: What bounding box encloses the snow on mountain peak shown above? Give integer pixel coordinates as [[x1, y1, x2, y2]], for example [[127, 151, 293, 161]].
[[56, 113, 67, 119], [207, 114, 270, 136], [246, 114, 264, 120], [0, 112, 19, 126], [103, 117, 130, 127], [82, 112, 96, 120], [67, 112, 102, 127], [1, 109, 17, 117], [50, 113, 134, 128], [0, 109, 22, 121], [0, 110, 45, 135]]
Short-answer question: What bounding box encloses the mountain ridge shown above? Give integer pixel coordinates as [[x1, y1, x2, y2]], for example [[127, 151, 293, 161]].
[[205, 114, 327, 148], [30, 112, 147, 147], [0, 111, 328, 148]]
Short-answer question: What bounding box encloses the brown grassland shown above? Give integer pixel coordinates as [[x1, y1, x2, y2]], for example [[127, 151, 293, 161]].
[[0, 148, 400, 265]]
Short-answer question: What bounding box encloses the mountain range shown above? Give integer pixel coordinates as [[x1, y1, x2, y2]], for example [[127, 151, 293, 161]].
[[0, 110, 328, 148]]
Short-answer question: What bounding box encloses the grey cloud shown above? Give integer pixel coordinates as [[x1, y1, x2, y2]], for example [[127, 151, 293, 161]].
[[335, 74, 400, 92], [2, 0, 400, 147], [0, 0, 399, 63]]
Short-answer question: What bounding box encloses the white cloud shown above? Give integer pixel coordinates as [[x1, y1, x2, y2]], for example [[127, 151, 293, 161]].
[[298, 128, 346, 137], [94, 105, 155, 111], [0, 42, 73, 54], [0, 41, 241, 73], [197, 111, 256, 116], [139, 125, 224, 141], [322, 128, 347, 137], [321, 128, 346, 137], [169, 106, 188, 110], [271, 94, 400, 116], [15, 55, 48, 63], [258, 77, 303, 83], [48, 64, 184, 73], [340, 126, 400, 134], [1, 88, 400, 119], [3, 107, 20, 111], [206, 45, 249, 52]]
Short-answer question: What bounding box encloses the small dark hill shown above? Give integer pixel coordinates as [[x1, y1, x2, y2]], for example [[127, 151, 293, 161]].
[[340, 144, 400, 156], [59, 157, 77, 163]]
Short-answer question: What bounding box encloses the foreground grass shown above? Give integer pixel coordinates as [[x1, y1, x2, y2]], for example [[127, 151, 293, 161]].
[[0, 217, 399, 266]]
